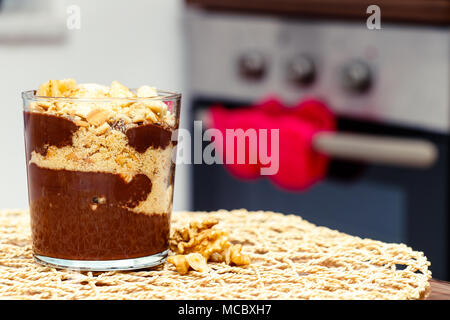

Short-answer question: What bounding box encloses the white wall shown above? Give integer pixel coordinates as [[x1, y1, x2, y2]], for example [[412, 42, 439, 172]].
[[0, 0, 190, 210]]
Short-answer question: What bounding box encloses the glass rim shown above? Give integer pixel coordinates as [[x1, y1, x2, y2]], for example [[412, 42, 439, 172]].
[[21, 89, 181, 103]]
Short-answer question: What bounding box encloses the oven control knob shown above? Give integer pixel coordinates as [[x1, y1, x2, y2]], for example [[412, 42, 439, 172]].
[[238, 51, 267, 81], [341, 60, 372, 93], [287, 54, 316, 86]]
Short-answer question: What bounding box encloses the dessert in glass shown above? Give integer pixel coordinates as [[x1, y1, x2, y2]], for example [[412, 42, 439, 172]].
[[22, 79, 180, 271]]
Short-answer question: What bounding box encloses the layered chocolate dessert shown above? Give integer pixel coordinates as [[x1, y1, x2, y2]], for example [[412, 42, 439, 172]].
[[23, 79, 179, 262]]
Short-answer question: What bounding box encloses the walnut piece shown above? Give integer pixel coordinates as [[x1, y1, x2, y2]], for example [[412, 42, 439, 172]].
[[185, 253, 210, 273], [86, 108, 111, 126], [70, 83, 110, 98], [167, 255, 189, 275], [74, 120, 89, 127], [94, 122, 110, 135], [136, 85, 157, 98], [37, 79, 77, 97], [168, 218, 251, 274], [170, 218, 229, 259], [229, 244, 251, 266], [109, 81, 135, 98]]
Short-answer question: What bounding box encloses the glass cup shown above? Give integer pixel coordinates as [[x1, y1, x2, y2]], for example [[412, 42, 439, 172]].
[[22, 89, 181, 271]]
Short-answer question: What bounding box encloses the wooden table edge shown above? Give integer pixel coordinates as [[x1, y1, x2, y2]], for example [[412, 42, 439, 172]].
[[427, 279, 450, 300]]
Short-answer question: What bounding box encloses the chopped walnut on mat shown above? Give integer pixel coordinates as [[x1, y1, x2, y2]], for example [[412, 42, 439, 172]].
[[167, 253, 210, 275], [167, 218, 250, 274]]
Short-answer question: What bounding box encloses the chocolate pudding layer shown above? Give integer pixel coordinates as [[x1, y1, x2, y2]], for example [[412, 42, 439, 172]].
[[23, 80, 179, 261], [28, 164, 169, 260]]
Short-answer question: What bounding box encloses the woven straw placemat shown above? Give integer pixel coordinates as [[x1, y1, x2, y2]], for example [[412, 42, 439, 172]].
[[0, 209, 431, 300]]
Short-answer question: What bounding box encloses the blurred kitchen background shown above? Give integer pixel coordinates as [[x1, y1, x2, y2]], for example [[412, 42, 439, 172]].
[[0, 0, 188, 210], [0, 0, 449, 279]]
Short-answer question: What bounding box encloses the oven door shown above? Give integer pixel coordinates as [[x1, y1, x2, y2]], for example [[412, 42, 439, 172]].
[[191, 98, 449, 280]]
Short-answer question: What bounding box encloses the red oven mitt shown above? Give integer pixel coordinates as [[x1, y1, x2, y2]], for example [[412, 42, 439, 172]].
[[209, 98, 336, 191], [209, 105, 263, 179]]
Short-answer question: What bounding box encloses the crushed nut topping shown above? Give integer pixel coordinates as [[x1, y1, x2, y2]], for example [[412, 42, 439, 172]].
[[86, 108, 112, 126], [37, 79, 77, 98], [167, 218, 251, 274], [30, 79, 176, 128], [136, 85, 158, 98]]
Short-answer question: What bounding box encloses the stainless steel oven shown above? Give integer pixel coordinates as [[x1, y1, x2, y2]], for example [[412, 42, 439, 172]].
[[185, 10, 449, 279]]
